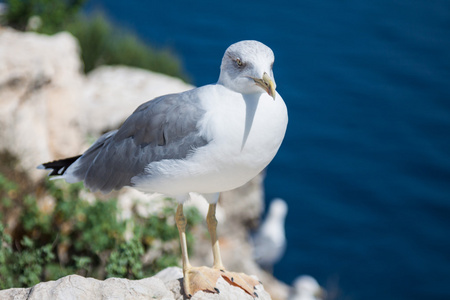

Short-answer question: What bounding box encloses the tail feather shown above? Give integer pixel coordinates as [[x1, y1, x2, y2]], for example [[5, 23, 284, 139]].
[[38, 155, 82, 176]]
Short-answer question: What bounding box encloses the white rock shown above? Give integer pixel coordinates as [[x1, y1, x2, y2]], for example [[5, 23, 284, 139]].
[[0, 268, 271, 300], [0, 27, 84, 180], [0, 274, 173, 300]]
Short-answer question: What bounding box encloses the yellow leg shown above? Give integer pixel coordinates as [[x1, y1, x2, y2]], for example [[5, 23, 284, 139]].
[[207, 203, 225, 270], [176, 202, 260, 298], [176, 204, 191, 272], [176, 204, 220, 297], [206, 203, 260, 297]]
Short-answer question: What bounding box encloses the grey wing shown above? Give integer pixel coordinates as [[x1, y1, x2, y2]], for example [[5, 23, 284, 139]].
[[70, 92, 209, 193]]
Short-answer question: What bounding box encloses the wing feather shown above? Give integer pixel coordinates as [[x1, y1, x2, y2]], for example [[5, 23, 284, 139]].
[[70, 92, 209, 193]]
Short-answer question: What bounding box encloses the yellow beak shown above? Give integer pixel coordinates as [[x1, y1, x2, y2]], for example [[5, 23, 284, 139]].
[[252, 72, 276, 100]]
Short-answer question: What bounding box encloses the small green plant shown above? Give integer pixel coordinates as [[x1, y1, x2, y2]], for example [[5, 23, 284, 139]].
[[3, 0, 86, 32], [0, 226, 55, 289], [106, 237, 144, 279], [0, 173, 18, 210], [0, 223, 14, 289], [65, 14, 187, 79]]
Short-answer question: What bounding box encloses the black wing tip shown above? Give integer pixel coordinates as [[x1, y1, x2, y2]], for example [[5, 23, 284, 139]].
[[38, 155, 82, 176]]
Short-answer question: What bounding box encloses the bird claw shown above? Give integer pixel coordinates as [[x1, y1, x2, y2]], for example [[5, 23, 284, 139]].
[[219, 269, 260, 298], [183, 266, 221, 297], [182, 267, 261, 298]]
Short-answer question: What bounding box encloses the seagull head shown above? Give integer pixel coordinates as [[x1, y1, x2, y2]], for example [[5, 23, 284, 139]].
[[218, 40, 277, 100]]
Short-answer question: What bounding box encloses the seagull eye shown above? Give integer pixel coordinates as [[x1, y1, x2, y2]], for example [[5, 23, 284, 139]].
[[235, 58, 243, 67]]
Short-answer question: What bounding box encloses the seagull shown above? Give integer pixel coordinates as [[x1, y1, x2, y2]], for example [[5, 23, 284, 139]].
[[289, 275, 326, 300], [252, 198, 288, 272], [39, 40, 288, 298]]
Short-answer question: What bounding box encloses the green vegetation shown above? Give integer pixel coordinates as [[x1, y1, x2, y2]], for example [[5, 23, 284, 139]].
[[1, 0, 188, 78], [0, 230, 55, 289], [66, 14, 186, 76], [2, 0, 85, 32], [0, 172, 202, 289]]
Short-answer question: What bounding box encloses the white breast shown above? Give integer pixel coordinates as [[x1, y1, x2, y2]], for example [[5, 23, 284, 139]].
[[133, 84, 288, 196]]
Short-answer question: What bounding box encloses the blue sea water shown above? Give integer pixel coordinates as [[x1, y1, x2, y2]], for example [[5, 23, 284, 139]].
[[84, 1, 450, 299]]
